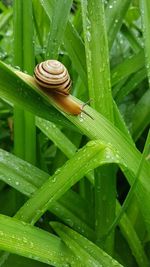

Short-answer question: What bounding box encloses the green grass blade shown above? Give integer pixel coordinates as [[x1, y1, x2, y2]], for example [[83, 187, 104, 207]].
[[0, 148, 148, 265], [36, 117, 93, 182], [36, 117, 77, 158], [111, 50, 145, 86], [13, 0, 25, 159], [14, 141, 114, 224], [0, 149, 93, 241], [13, 0, 23, 69], [113, 101, 133, 143], [140, 0, 150, 85], [114, 68, 146, 102], [81, 0, 116, 253], [39, 0, 54, 20], [22, 0, 36, 164], [0, 214, 77, 266], [51, 222, 124, 267], [13, 0, 36, 164], [0, 9, 12, 31], [13, 108, 25, 159], [116, 202, 149, 267], [81, 0, 113, 119], [121, 24, 142, 53], [64, 21, 88, 87], [0, 148, 48, 192], [50, 201, 95, 242], [131, 89, 150, 140], [46, 0, 73, 59], [0, 148, 94, 240], [22, 0, 34, 75], [105, 0, 131, 49], [105, 130, 150, 238]]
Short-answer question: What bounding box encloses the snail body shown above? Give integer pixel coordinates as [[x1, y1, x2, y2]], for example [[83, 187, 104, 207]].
[[34, 59, 92, 117]]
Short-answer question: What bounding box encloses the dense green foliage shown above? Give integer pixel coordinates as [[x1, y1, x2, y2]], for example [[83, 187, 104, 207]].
[[0, 0, 150, 266]]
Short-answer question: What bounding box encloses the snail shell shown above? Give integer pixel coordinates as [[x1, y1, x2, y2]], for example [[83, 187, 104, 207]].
[[34, 59, 92, 117], [34, 60, 71, 96]]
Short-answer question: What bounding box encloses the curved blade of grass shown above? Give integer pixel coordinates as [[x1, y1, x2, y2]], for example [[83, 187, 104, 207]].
[[51, 222, 124, 267], [14, 140, 117, 224], [0, 148, 48, 193], [46, 0, 73, 59], [114, 68, 146, 102], [36, 117, 93, 183], [111, 50, 145, 86], [0, 148, 94, 239], [0, 214, 77, 266], [0, 148, 94, 241], [0, 148, 148, 266]]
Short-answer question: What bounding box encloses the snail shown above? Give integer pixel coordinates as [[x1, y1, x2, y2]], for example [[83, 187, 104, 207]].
[[34, 60, 93, 119]]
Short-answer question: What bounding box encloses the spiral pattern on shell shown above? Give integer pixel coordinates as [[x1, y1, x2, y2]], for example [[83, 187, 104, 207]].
[[34, 60, 71, 96]]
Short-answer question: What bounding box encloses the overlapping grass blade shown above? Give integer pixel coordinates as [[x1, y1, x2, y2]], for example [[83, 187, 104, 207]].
[[0, 214, 77, 266], [51, 222, 124, 267], [0, 148, 148, 266], [14, 140, 115, 224]]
